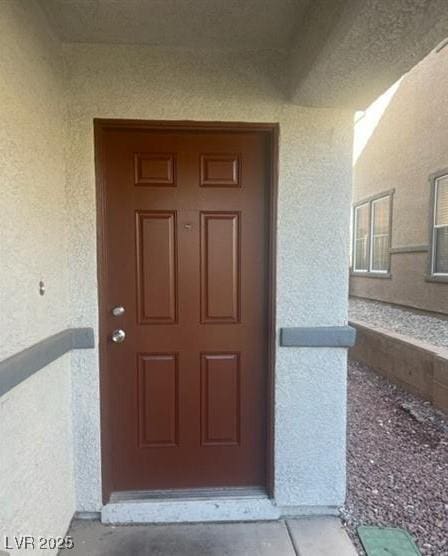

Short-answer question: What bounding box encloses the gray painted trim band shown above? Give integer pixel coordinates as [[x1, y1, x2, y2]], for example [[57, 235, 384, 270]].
[[390, 245, 429, 254], [0, 328, 94, 397], [280, 326, 356, 348]]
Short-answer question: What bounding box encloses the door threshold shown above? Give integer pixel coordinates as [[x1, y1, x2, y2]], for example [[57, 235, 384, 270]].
[[110, 486, 267, 503], [102, 487, 279, 524]]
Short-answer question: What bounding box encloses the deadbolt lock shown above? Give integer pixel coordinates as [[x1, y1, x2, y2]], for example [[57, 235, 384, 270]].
[[111, 329, 126, 343]]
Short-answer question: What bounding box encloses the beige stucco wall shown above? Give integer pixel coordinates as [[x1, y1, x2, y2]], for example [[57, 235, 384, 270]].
[[0, 0, 355, 527], [351, 253, 448, 314], [63, 43, 354, 511], [350, 48, 448, 314], [0, 2, 75, 553], [0, 1, 70, 359]]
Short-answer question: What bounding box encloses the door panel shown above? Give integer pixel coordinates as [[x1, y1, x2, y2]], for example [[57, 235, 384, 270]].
[[99, 125, 271, 496], [138, 353, 179, 447], [200, 353, 241, 446], [200, 154, 240, 187], [200, 212, 240, 323], [136, 211, 178, 324], [134, 153, 176, 186]]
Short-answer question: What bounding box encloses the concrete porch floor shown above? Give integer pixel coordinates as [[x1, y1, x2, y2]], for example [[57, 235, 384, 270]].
[[65, 517, 358, 555]]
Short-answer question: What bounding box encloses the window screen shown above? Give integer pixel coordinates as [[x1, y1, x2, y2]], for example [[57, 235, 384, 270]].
[[354, 203, 370, 271], [371, 196, 391, 272], [433, 175, 448, 275]]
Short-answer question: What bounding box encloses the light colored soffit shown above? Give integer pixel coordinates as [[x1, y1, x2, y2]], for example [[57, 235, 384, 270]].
[[38, 0, 310, 50], [288, 0, 448, 109]]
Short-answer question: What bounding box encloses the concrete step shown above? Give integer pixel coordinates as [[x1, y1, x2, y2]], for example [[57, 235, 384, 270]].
[[67, 519, 297, 555]]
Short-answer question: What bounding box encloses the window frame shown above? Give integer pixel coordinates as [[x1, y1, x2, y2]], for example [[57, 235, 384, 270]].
[[351, 190, 394, 277], [429, 170, 448, 280]]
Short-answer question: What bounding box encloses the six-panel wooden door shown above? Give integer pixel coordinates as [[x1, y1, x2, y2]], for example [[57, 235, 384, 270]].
[[99, 125, 270, 496]]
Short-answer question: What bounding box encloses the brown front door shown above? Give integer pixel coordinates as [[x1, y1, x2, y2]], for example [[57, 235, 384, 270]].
[[97, 122, 273, 498]]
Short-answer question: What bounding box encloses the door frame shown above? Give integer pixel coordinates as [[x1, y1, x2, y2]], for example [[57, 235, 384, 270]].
[[94, 119, 279, 503]]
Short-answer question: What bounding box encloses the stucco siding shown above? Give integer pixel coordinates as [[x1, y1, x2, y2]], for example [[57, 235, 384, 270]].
[[351, 48, 448, 313], [0, 0, 70, 358], [351, 253, 448, 315], [0, 1, 75, 552], [63, 43, 353, 511], [0, 356, 75, 555]]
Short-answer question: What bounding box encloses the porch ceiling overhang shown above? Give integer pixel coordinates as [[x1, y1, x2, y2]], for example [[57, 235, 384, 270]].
[[287, 0, 448, 109], [39, 0, 448, 109], [38, 0, 311, 50]]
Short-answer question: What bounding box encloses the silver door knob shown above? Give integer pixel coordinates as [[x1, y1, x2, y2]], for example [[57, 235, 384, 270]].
[[111, 329, 126, 343]]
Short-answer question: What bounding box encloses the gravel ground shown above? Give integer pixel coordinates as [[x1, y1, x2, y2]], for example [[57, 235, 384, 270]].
[[349, 298, 448, 349], [343, 360, 448, 555]]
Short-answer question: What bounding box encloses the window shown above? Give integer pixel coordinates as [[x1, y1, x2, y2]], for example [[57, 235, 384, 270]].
[[353, 193, 392, 274], [431, 174, 448, 275], [353, 203, 370, 271], [371, 196, 391, 272]]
